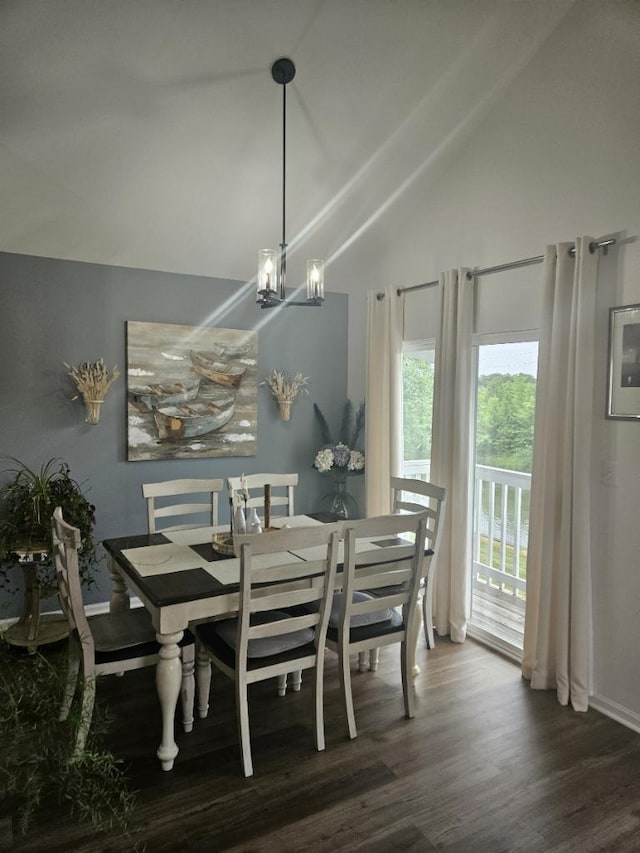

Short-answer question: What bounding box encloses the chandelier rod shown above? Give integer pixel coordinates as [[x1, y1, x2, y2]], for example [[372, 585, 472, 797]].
[[279, 75, 288, 301]]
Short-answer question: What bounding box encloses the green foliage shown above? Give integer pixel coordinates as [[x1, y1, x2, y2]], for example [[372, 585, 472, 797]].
[[476, 374, 536, 472], [0, 458, 98, 594], [0, 641, 136, 843], [402, 355, 434, 460], [401, 358, 536, 473]]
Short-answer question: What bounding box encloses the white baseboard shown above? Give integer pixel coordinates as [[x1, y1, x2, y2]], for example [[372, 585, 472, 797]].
[[590, 693, 640, 735], [0, 597, 144, 632], [464, 625, 640, 736]]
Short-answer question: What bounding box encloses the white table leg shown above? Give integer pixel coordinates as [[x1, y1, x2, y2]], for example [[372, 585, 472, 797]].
[[155, 630, 183, 771]]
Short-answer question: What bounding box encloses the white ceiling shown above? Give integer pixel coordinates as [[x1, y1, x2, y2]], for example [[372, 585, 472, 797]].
[[0, 0, 575, 290]]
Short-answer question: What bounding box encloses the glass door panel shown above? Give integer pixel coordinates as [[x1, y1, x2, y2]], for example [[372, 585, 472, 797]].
[[470, 340, 538, 656]]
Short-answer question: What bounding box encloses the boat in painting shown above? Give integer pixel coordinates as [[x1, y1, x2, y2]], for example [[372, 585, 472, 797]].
[[128, 377, 201, 412], [190, 350, 247, 387], [197, 385, 237, 406], [209, 341, 253, 358], [153, 397, 236, 441]]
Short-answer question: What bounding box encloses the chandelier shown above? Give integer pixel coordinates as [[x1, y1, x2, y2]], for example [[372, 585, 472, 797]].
[[256, 58, 325, 309]]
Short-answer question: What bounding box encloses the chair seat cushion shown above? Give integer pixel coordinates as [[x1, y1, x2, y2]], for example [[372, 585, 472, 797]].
[[89, 607, 194, 665], [326, 606, 403, 645], [197, 611, 314, 659], [307, 591, 396, 628]]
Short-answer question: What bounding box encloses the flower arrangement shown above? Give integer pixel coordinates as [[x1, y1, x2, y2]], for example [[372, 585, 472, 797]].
[[261, 369, 310, 421], [313, 400, 365, 519], [313, 400, 365, 481], [65, 358, 120, 424], [314, 443, 365, 476]]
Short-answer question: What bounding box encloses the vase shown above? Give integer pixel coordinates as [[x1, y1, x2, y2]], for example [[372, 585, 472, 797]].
[[321, 477, 359, 519], [233, 504, 246, 534], [276, 398, 292, 421], [84, 399, 103, 425], [247, 507, 262, 534]]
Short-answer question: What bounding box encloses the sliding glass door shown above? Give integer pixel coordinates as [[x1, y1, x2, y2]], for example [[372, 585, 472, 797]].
[[468, 338, 538, 657], [400, 335, 538, 659]]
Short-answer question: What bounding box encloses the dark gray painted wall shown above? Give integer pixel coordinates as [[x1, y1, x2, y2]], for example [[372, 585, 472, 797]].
[[0, 252, 348, 615]]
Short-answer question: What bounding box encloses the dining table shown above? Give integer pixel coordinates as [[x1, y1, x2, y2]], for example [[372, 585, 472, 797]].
[[102, 512, 431, 771], [102, 512, 340, 770]]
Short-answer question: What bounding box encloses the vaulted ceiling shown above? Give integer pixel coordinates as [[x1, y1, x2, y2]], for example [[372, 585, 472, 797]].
[[0, 0, 574, 291]]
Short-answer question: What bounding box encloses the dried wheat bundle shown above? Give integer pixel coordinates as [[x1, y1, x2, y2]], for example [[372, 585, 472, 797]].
[[261, 369, 310, 402], [65, 359, 120, 402]]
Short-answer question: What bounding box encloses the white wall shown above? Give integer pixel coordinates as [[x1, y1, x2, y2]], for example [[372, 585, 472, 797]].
[[348, 2, 640, 725]]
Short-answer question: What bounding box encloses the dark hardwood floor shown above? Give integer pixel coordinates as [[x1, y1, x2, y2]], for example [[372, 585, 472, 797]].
[[7, 637, 640, 852]]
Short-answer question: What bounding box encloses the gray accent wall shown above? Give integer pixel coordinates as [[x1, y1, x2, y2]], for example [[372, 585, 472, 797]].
[[0, 252, 348, 615]]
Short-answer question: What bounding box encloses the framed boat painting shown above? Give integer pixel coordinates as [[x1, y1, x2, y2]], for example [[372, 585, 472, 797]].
[[607, 303, 640, 420], [126, 321, 258, 460]]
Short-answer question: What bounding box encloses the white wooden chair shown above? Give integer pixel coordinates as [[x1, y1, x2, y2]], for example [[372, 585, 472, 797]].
[[325, 512, 429, 739], [142, 478, 224, 533], [226, 473, 302, 696], [390, 477, 446, 650], [226, 473, 298, 522], [195, 523, 340, 777], [52, 506, 195, 758], [227, 473, 301, 696]]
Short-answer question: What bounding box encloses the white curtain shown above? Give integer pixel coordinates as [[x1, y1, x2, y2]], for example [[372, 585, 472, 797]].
[[365, 286, 404, 517], [430, 269, 474, 643], [522, 237, 599, 712]]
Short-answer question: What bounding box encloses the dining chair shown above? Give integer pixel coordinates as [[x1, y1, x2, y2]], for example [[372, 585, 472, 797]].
[[390, 477, 446, 650], [195, 522, 340, 777], [226, 473, 302, 697], [355, 479, 446, 674], [324, 512, 429, 740], [142, 478, 224, 533], [52, 506, 195, 758], [226, 473, 298, 523]]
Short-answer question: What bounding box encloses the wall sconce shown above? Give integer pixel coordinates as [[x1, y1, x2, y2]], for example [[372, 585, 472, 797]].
[[261, 369, 310, 421], [65, 359, 120, 425]]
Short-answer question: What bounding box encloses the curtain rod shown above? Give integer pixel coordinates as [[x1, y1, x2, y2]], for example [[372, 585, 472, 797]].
[[382, 237, 617, 299]]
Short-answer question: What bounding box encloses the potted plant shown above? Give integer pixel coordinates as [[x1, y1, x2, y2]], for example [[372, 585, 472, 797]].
[[0, 641, 136, 845], [0, 458, 98, 599]]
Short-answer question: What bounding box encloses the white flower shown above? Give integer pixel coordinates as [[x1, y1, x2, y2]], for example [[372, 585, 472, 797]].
[[314, 448, 335, 472], [348, 451, 365, 471], [314, 443, 365, 474]]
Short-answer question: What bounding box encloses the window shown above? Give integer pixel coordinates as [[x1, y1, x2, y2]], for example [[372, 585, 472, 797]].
[[401, 343, 435, 481]]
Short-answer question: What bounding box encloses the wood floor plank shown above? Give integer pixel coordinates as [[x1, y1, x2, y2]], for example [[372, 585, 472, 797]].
[[6, 638, 640, 852]]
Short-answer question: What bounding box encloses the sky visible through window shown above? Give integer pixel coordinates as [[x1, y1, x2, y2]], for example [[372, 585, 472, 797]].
[[478, 341, 538, 377]]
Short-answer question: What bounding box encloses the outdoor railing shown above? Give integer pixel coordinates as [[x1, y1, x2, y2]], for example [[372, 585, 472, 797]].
[[473, 465, 530, 599], [401, 459, 531, 600]]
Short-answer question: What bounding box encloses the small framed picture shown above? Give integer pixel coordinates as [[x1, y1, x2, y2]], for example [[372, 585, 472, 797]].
[[607, 303, 640, 420]]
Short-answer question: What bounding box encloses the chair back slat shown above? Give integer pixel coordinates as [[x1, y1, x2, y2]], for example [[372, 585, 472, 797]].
[[227, 473, 298, 520], [142, 478, 223, 533], [248, 612, 319, 641], [391, 477, 446, 538]]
